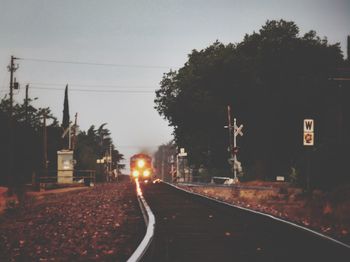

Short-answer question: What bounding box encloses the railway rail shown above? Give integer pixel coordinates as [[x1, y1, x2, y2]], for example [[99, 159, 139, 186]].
[[133, 182, 350, 262]]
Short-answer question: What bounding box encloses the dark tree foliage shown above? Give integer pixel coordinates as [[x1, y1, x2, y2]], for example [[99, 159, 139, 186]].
[[75, 124, 124, 181], [155, 20, 348, 189], [62, 85, 70, 129], [0, 96, 124, 185], [153, 141, 176, 182], [0, 96, 60, 185]]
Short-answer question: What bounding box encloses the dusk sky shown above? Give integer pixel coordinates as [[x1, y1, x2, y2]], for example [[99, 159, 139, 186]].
[[0, 0, 349, 170]]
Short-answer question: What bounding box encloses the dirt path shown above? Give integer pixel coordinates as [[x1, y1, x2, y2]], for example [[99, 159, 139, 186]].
[[0, 181, 144, 261]]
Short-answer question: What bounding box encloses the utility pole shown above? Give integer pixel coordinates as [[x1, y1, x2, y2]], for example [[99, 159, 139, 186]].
[[7, 56, 18, 195], [25, 84, 29, 124], [43, 112, 48, 178]]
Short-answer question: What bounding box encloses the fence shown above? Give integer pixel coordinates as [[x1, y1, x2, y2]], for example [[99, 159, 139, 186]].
[[33, 170, 96, 186]]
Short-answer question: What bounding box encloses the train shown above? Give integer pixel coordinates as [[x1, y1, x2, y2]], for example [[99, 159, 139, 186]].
[[130, 153, 154, 183]]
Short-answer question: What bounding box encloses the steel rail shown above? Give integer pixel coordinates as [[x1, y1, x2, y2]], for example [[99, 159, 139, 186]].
[[127, 180, 155, 262], [166, 181, 350, 250]]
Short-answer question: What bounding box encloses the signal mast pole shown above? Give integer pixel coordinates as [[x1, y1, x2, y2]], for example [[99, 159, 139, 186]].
[[225, 105, 243, 182], [233, 117, 238, 181], [226, 105, 235, 178]]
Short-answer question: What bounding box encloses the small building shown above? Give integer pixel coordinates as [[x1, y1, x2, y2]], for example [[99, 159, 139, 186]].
[[57, 150, 74, 183]]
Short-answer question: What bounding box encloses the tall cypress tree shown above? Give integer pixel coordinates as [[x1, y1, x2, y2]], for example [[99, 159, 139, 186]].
[[62, 84, 70, 129], [62, 84, 70, 149]]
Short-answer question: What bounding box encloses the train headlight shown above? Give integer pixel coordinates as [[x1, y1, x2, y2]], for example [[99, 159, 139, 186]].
[[132, 170, 139, 177], [143, 170, 150, 177], [137, 159, 145, 168]]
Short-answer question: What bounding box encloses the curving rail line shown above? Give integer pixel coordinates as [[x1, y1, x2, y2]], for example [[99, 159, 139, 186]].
[[129, 181, 350, 261], [167, 182, 350, 250], [127, 180, 155, 262]]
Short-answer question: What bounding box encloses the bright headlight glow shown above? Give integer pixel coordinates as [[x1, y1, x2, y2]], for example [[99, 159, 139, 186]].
[[137, 159, 145, 168], [132, 170, 139, 177], [143, 170, 150, 177]]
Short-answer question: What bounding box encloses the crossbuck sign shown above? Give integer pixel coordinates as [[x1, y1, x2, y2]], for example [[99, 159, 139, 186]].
[[234, 124, 243, 137]]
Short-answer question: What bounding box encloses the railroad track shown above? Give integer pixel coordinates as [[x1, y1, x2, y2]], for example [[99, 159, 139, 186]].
[[134, 182, 349, 262]]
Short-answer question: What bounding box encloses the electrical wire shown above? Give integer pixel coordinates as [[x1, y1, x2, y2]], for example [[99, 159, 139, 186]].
[[118, 145, 159, 147], [18, 57, 175, 70], [29, 86, 155, 93], [26, 82, 156, 89]]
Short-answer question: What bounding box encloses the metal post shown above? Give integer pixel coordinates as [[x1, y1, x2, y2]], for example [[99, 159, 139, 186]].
[[43, 113, 48, 178], [68, 123, 72, 150], [170, 156, 175, 182], [72, 113, 78, 150], [306, 149, 311, 192], [176, 154, 179, 182], [233, 118, 237, 181], [226, 105, 235, 179], [161, 147, 165, 181]]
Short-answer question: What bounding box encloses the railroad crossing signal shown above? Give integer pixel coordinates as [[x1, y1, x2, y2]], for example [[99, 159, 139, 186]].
[[303, 119, 314, 146], [234, 124, 243, 137]]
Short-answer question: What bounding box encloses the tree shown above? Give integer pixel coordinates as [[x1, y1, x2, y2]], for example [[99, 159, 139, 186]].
[[154, 141, 176, 181], [0, 95, 59, 185], [62, 84, 70, 129], [75, 124, 124, 181], [61, 85, 70, 149], [155, 20, 345, 188], [1, 91, 125, 186]]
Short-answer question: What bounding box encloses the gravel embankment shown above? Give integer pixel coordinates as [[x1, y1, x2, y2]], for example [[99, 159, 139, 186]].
[[0, 181, 144, 261]]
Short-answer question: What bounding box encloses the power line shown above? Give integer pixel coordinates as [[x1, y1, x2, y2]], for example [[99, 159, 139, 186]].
[[117, 145, 159, 148], [29, 86, 155, 93], [18, 57, 175, 70], [26, 82, 157, 89]]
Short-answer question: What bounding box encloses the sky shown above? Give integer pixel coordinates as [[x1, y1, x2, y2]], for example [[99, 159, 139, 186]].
[[0, 0, 349, 171]]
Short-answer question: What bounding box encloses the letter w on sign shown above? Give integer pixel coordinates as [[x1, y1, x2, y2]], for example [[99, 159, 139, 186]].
[[304, 119, 314, 132]]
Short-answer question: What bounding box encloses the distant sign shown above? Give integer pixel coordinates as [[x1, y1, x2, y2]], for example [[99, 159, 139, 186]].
[[304, 132, 314, 146], [303, 119, 314, 146], [234, 124, 244, 137], [304, 119, 314, 132], [179, 148, 187, 157]]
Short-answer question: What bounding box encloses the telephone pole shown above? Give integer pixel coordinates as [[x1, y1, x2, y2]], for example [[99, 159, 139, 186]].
[[43, 112, 48, 178], [7, 56, 18, 194], [25, 84, 29, 123]]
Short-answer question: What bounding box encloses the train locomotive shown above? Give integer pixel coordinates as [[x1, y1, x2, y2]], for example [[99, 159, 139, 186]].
[[130, 153, 154, 183]]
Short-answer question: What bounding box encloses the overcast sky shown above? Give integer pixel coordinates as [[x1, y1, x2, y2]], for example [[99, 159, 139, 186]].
[[0, 0, 349, 171]]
